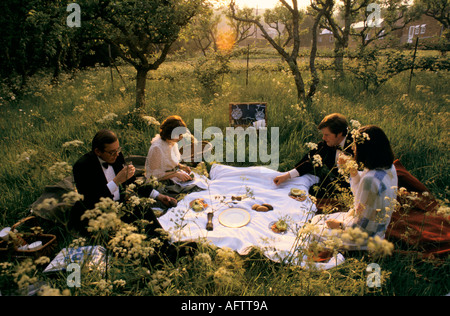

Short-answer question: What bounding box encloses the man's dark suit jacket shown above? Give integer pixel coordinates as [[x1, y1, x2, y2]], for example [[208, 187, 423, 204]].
[[70, 151, 160, 234], [72, 151, 134, 210], [294, 136, 354, 197], [71, 151, 177, 254]]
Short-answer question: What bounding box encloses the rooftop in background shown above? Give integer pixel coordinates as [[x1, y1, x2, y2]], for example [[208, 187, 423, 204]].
[[233, 0, 310, 9]]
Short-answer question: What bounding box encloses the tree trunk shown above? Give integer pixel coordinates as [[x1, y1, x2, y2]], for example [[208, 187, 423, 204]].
[[135, 67, 149, 109], [307, 11, 322, 102], [334, 42, 345, 75], [51, 42, 63, 86], [287, 58, 306, 102]]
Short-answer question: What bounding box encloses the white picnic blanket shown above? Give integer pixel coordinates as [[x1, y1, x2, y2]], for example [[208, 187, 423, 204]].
[[159, 164, 345, 269]]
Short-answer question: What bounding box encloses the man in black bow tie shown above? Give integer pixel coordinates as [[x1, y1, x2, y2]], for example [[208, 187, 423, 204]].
[[274, 113, 354, 198], [71, 129, 177, 234]]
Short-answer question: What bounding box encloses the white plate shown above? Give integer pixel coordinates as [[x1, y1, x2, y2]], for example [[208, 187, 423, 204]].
[[0, 227, 11, 241], [28, 241, 43, 251], [219, 208, 251, 228]]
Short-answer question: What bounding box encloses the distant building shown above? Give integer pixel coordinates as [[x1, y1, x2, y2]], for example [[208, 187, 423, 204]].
[[313, 14, 445, 50], [223, 7, 446, 50], [399, 15, 445, 45], [317, 29, 334, 48]]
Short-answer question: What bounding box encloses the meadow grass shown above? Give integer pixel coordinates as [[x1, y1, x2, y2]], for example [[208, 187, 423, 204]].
[[0, 56, 448, 296]]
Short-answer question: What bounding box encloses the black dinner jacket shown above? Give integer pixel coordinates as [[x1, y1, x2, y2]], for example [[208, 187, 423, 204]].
[[294, 135, 354, 180], [73, 151, 135, 210]]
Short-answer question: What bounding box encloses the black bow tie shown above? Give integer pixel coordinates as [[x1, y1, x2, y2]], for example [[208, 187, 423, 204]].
[[102, 162, 112, 169]]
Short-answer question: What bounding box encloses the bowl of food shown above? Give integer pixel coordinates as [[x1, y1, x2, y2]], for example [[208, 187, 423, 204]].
[[270, 219, 289, 234], [189, 198, 208, 212], [289, 188, 307, 202]]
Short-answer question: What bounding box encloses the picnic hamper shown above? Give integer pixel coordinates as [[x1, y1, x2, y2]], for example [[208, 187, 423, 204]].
[[0, 216, 57, 259]]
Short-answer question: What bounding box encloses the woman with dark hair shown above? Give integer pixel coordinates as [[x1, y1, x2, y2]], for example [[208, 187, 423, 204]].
[[310, 125, 398, 250], [145, 115, 192, 182], [353, 125, 394, 170]]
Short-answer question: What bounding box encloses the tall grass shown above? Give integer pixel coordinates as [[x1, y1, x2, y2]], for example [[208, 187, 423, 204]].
[[0, 56, 448, 296]]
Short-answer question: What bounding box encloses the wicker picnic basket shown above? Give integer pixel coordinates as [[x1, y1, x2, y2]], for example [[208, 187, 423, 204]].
[[6, 216, 57, 259]]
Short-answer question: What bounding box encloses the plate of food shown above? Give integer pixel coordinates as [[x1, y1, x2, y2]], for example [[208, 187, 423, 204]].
[[219, 208, 251, 228], [189, 198, 208, 212], [269, 219, 289, 234], [289, 188, 307, 202]]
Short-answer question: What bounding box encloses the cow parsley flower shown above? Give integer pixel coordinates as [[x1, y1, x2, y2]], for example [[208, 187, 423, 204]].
[[36, 198, 59, 211], [350, 119, 361, 129], [367, 236, 394, 257], [16, 149, 38, 164], [49, 162, 72, 180], [62, 191, 84, 205], [96, 113, 118, 124], [62, 140, 84, 148], [312, 154, 323, 167], [305, 142, 318, 151], [141, 115, 160, 126]]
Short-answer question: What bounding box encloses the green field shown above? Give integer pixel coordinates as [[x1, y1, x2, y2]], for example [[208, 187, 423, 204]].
[[0, 53, 449, 296]]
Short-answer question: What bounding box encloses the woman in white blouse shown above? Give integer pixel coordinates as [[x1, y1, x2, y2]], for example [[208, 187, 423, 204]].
[[145, 115, 192, 183]]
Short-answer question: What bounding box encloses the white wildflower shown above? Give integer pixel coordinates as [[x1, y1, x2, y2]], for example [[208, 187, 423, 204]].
[[437, 205, 450, 221], [351, 128, 371, 144], [16, 149, 38, 164], [150, 270, 171, 294], [81, 197, 124, 232], [34, 256, 50, 265], [213, 266, 236, 288], [362, 132, 370, 141], [128, 195, 141, 207], [193, 253, 212, 267], [350, 119, 361, 129], [36, 198, 59, 211], [298, 223, 321, 236], [338, 154, 358, 178], [86, 212, 122, 232], [305, 142, 318, 151], [96, 112, 118, 124], [62, 191, 84, 205], [95, 279, 113, 295], [340, 226, 369, 247], [141, 115, 160, 126], [113, 279, 127, 287], [62, 140, 83, 148], [367, 236, 394, 257], [312, 154, 323, 167], [69, 237, 87, 249], [38, 285, 71, 296], [73, 105, 84, 112], [109, 224, 154, 260], [49, 162, 72, 180]]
